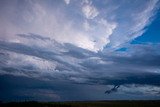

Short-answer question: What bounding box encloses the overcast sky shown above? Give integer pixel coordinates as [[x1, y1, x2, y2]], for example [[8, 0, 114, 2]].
[[0, 0, 160, 102]]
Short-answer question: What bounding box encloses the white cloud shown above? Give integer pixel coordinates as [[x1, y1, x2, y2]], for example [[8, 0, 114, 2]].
[[0, 0, 159, 52], [0, 0, 96, 51], [92, 18, 117, 51], [98, 19, 117, 36], [83, 20, 92, 31], [64, 0, 70, 5], [82, 0, 99, 19]]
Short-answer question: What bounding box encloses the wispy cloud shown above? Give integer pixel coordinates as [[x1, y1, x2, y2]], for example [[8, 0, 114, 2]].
[[109, 0, 159, 48], [0, 0, 158, 51], [81, 0, 99, 19]]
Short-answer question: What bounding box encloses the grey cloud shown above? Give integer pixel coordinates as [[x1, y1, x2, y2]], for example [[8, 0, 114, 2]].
[[0, 75, 110, 101], [89, 72, 160, 86], [105, 85, 120, 94], [118, 84, 160, 97], [0, 40, 75, 69], [17, 33, 51, 41], [0, 34, 94, 79], [75, 44, 160, 87], [0, 34, 160, 88]]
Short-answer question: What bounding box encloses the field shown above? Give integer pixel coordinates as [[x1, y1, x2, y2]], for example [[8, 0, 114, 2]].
[[0, 101, 160, 107]]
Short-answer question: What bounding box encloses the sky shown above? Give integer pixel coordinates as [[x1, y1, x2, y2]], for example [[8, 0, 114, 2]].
[[0, 0, 160, 102]]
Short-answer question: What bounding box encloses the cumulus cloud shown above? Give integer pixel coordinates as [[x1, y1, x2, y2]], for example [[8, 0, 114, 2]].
[[92, 18, 117, 51], [0, 0, 158, 52], [0, 0, 95, 51]]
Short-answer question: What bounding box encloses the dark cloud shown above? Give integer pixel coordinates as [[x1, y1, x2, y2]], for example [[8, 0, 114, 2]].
[[0, 75, 109, 102], [77, 43, 160, 86], [105, 85, 120, 94], [1, 34, 160, 85], [0, 33, 160, 101], [85, 72, 160, 86]]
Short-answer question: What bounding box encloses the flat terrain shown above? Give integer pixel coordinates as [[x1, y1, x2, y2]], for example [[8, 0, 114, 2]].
[[0, 100, 160, 107]]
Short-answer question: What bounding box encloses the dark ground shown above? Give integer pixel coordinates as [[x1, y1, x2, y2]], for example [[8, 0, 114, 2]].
[[0, 100, 160, 107]]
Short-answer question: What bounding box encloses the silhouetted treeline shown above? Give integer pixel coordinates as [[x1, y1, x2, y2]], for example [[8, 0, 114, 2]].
[[0, 100, 160, 107]]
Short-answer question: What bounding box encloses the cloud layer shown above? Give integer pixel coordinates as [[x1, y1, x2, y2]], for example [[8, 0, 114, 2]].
[[1, 34, 160, 86]]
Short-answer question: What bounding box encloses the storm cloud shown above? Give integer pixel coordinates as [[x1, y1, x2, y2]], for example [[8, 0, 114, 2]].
[[0, 0, 160, 101]]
